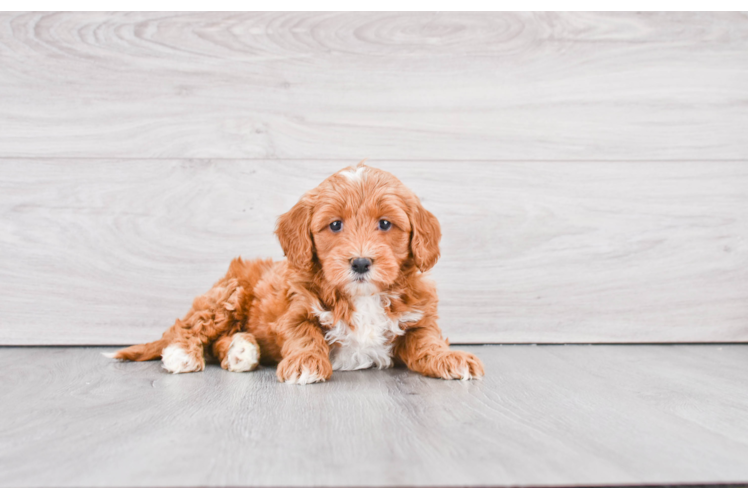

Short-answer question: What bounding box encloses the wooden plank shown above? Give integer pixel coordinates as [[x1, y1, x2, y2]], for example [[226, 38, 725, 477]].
[[1, 159, 746, 345], [0, 12, 747, 160], [1, 345, 747, 486]]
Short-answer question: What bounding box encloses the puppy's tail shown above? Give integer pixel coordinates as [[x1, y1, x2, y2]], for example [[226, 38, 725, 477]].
[[103, 338, 168, 362]]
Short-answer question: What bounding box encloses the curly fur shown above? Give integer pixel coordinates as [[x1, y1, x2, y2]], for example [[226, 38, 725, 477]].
[[108, 163, 484, 384]]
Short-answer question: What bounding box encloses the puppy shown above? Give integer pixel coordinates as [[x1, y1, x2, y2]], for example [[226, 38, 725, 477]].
[[106, 164, 484, 384]]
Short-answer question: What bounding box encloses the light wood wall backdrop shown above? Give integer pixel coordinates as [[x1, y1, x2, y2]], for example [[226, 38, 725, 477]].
[[1, 12, 747, 345]]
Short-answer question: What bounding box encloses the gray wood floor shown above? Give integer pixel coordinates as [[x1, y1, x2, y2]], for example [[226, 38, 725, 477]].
[[1, 345, 747, 487]]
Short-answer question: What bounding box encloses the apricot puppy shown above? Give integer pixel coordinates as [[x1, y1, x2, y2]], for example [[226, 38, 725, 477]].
[[107, 164, 484, 384]]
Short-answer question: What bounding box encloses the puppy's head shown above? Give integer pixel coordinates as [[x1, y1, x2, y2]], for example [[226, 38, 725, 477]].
[[276, 164, 440, 296]]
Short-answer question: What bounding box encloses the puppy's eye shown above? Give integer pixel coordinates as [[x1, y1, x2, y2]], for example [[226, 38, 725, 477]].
[[378, 219, 392, 231], [329, 220, 343, 233]]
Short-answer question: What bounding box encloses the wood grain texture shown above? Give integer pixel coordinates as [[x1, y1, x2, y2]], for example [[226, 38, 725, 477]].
[[0, 12, 747, 160], [1, 159, 746, 345], [1, 12, 746, 344], [1, 345, 747, 486]]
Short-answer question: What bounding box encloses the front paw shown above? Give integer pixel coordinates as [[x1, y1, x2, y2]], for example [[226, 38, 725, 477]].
[[430, 351, 485, 380], [277, 351, 332, 385]]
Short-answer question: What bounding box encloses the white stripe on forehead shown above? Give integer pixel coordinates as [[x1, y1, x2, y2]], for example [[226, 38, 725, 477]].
[[339, 166, 367, 183]]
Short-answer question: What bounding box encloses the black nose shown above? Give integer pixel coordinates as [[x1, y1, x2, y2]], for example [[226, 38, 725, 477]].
[[351, 257, 372, 274]]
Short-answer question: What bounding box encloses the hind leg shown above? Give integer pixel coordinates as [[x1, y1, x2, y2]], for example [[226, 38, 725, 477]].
[[162, 337, 206, 374], [159, 278, 246, 374], [213, 332, 260, 373]]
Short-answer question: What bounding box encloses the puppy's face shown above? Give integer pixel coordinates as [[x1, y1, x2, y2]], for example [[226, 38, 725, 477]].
[[276, 165, 441, 296], [310, 168, 411, 295]]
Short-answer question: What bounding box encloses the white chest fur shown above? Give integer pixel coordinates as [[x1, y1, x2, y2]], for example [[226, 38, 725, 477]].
[[315, 295, 422, 371]]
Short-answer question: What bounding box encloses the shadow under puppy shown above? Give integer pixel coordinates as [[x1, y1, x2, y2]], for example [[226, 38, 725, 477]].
[[107, 164, 484, 384]]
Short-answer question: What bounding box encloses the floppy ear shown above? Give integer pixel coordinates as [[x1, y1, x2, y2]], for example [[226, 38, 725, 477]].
[[275, 197, 314, 270], [409, 196, 441, 272]]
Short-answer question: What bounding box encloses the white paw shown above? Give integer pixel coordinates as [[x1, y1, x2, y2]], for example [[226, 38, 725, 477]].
[[161, 345, 203, 374], [443, 366, 480, 381], [458, 366, 476, 381], [284, 368, 326, 385], [225, 335, 260, 373]]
